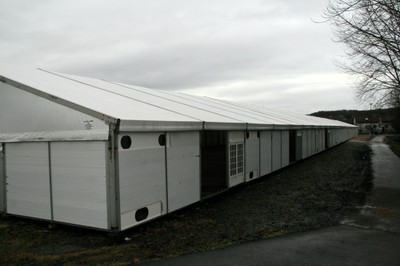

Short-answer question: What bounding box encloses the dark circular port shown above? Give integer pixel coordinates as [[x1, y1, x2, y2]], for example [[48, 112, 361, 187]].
[[158, 134, 166, 146], [249, 172, 254, 179], [135, 207, 149, 222], [121, 136, 132, 149]]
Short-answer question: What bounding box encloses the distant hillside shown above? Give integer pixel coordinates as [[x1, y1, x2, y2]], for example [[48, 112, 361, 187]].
[[311, 110, 356, 124], [311, 108, 400, 133]]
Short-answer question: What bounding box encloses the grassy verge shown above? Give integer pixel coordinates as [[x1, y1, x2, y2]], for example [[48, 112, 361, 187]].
[[385, 135, 400, 158]]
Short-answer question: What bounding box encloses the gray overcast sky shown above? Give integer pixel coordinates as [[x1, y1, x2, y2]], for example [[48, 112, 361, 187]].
[[0, 0, 362, 114]]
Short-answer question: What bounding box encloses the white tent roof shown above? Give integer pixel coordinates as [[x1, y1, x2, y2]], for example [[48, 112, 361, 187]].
[[0, 65, 355, 140]]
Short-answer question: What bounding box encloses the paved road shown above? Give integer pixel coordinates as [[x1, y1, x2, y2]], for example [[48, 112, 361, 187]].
[[144, 136, 400, 266]]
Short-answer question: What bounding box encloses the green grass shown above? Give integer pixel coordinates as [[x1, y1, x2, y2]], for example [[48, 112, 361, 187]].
[[385, 135, 400, 158]]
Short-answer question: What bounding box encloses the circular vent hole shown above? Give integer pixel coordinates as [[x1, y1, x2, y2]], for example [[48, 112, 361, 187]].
[[121, 136, 132, 149], [135, 207, 149, 222], [158, 134, 166, 146], [249, 171, 254, 179]]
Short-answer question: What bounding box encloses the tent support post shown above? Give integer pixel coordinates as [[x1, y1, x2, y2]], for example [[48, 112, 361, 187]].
[[48, 142, 54, 222], [107, 120, 121, 231], [0, 143, 5, 213], [164, 132, 169, 214]]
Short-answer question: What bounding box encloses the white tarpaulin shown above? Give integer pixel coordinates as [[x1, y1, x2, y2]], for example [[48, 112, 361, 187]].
[[0, 64, 356, 142], [0, 81, 109, 142]]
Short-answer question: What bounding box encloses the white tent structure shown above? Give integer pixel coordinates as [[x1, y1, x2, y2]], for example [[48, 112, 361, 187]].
[[0, 65, 357, 231]]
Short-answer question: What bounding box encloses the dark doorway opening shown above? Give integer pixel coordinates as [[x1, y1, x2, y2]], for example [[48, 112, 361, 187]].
[[201, 131, 228, 198], [296, 131, 303, 161], [289, 130, 297, 163]]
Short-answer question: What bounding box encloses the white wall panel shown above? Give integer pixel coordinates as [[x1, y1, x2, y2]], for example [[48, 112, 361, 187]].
[[315, 130, 320, 153], [5, 142, 51, 220], [302, 129, 308, 159], [166, 131, 200, 212], [330, 129, 335, 146], [307, 130, 313, 156], [0, 145, 4, 212], [245, 131, 260, 181], [118, 132, 167, 230], [228, 131, 244, 143], [311, 130, 316, 155], [272, 131, 281, 171], [260, 131, 272, 176], [51, 141, 108, 229], [320, 129, 324, 151]]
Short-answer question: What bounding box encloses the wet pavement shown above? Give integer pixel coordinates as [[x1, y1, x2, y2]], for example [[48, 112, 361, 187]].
[[144, 136, 400, 265], [144, 225, 400, 266], [342, 135, 400, 232]]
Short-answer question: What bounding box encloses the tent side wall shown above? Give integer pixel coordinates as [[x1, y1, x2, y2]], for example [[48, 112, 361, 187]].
[[117, 131, 202, 231], [315, 130, 321, 153], [5, 142, 52, 220], [331, 129, 337, 146], [245, 131, 260, 181], [166, 131, 201, 212], [1, 125, 358, 232], [118, 132, 167, 230], [50, 141, 109, 229], [116, 126, 358, 230], [272, 131, 282, 171], [4, 141, 110, 229], [260, 131, 272, 176], [0, 82, 112, 229], [0, 145, 5, 213]]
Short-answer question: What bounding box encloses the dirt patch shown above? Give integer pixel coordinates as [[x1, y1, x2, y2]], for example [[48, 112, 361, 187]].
[[0, 141, 372, 265]]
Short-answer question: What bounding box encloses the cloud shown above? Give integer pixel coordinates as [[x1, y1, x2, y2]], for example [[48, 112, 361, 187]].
[[0, 0, 358, 114]]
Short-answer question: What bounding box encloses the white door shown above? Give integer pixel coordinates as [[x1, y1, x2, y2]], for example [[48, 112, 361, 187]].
[[51, 141, 108, 229], [166, 131, 200, 212], [228, 142, 244, 187], [260, 131, 272, 176], [5, 142, 51, 220], [227, 131, 244, 187], [245, 131, 259, 181], [118, 132, 167, 230]]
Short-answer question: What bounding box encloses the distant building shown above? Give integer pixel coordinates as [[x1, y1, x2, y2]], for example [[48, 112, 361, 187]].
[[311, 108, 398, 134]]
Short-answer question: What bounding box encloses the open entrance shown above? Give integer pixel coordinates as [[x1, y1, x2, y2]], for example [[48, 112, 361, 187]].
[[200, 130, 228, 197], [289, 130, 297, 163]]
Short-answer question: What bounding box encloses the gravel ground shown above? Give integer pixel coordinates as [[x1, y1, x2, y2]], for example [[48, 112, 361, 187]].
[[0, 139, 372, 265]]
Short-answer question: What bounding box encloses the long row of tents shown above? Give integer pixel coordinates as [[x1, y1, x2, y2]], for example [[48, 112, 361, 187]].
[[0, 65, 357, 231]]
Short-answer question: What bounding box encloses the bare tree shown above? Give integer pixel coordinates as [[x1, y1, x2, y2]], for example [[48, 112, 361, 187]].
[[324, 0, 400, 108]]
